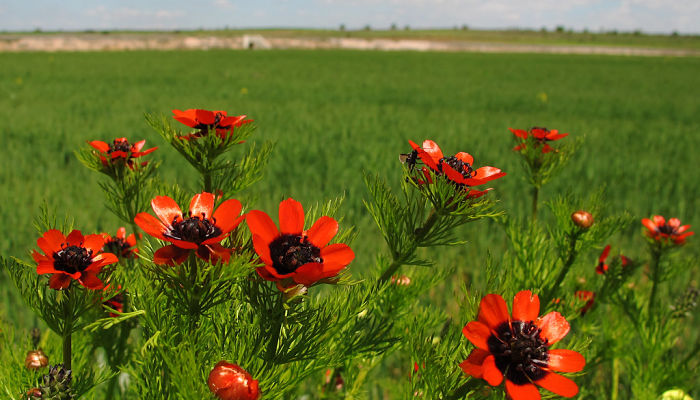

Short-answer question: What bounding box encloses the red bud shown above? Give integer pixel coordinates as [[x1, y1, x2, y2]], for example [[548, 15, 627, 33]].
[[24, 349, 48, 370], [571, 210, 594, 229], [208, 361, 260, 400]]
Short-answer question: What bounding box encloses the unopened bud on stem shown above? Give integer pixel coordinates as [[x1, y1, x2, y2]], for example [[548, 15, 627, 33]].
[[571, 210, 594, 229]]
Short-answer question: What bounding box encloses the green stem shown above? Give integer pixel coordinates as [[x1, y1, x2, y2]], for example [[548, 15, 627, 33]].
[[377, 209, 439, 283], [531, 186, 539, 222], [266, 308, 283, 361], [611, 357, 619, 400], [647, 248, 663, 318], [546, 230, 580, 301], [62, 289, 74, 370], [203, 171, 212, 193]]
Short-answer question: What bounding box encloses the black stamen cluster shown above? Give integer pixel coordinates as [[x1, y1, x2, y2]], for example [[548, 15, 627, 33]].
[[194, 112, 226, 131], [108, 139, 131, 154], [103, 238, 132, 258], [488, 321, 549, 385], [438, 156, 476, 180], [166, 214, 221, 244], [269, 234, 323, 274], [52, 244, 93, 274], [657, 223, 677, 235]]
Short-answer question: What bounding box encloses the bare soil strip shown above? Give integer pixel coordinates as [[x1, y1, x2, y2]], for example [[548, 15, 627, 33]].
[[1, 33, 696, 56]]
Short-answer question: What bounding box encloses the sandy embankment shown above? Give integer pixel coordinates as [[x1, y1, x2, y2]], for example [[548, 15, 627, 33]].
[[0, 33, 696, 57]]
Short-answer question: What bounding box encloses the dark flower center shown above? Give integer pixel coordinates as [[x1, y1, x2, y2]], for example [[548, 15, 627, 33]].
[[103, 238, 132, 258], [108, 140, 131, 154], [488, 321, 549, 385], [166, 214, 221, 244], [269, 234, 323, 274], [438, 156, 476, 180], [52, 245, 93, 274], [657, 223, 677, 235]]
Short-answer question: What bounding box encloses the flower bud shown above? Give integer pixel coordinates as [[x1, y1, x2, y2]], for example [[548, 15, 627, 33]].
[[24, 388, 42, 399], [571, 210, 594, 229], [25, 349, 48, 370], [659, 389, 693, 400], [208, 361, 260, 400]]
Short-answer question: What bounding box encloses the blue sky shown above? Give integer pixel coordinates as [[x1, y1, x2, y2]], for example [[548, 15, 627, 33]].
[[0, 0, 698, 34]]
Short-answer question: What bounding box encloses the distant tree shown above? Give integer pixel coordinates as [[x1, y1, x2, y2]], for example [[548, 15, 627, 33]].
[[461, 24, 469, 31], [339, 24, 346, 32], [390, 23, 397, 31], [633, 29, 642, 36], [404, 25, 411, 31], [363, 24, 371, 31], [555, 25, 565, 33], [671, 30, 679, 37], [583, 28, 590, 34], [540, 26, 547, 33]]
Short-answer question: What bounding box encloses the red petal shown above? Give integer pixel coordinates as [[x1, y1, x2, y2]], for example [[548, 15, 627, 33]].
[[409, 140, 438, 171], [535, 372, 579, 398], [88, 252, 119, 270], [134, 213, 168, 241], [512, 290, 540, 322], [442, 163, 470, 185], [66, 230, 85, 246], [546, 132, 568, 141], [167, 238, 199, 250], [641, 218, 657, 233], [246, 210, 279, 244], [131, 139, 145, 152], [462, 321, 491, 350], [319, 243, 355, 267], [196, 243, 232, 265], [252, 234, 273, 265], [478, 293, 510, 330], [541, 144, 553, 153], [454, 152, 474, 166], [37, 229, 66, 255], [292, 262, 327, 286], [189, 192, 215, 219], [88, 140, 110, 153], [279, 198, 305, 234], [599, 245, 611, 262], [506, 380, 541, 400], [536, 311, 570, 345], [459, 348, 489, 378], [473, 166, 506, 182], [36, 261, 57, 274], [652, 215, 666, 227], [83, 234, 105, 254], [482, 355, 503, 386], [212, 199, 243, 234], [509, 128, 528, 139], [49, 274, 72, 290], [306, 216, 338, 248], [116, 227, 126, 239], [151, 196, 182, 226], [196, 109, 216, 124], [153, 245, 190, 266], [78, 271, 104, 290], [547, 349, 586, 373], [172, 109, 197, 127], [422, 140, 444, 163]]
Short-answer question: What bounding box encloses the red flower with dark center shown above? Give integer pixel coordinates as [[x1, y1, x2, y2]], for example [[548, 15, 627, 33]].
[[246, 198, 355, 289], [103, 292, 124, 317], [509, 127, 568, 153], [32, 230, 118, 290], [134, 192, 245, 265], [596, 245, 611, 274], [89, 137, 157, 169], [101, 227, 139, 260], [408, 140, 505, 198], [172, 109, 252, 140], [575, 291, 595, 316], [641, 215, 694, 245], [208, 361, 260, 400], [461, 290, 585, 400]]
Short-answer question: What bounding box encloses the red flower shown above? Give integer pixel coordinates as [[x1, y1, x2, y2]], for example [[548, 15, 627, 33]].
[[89, 137, 157, 169], [32, 230, 118, 290], [408, 140, 505, 198], [103, 291, 124, 318], [510, 127, 568, 153], [134, 192, 245, 265], [461, 290, 585, 400], [642, 215, 694, 245], [246, 198, 355, 289], [575, 291, 595, 316], [172, 109, 252, 140], [101, 227, 139, 260], [208, 361, 260, 400], [596, 245, 611, 274]]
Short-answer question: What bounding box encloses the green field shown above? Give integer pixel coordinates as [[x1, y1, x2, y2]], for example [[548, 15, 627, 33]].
[[1, 49, 698, 303]]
